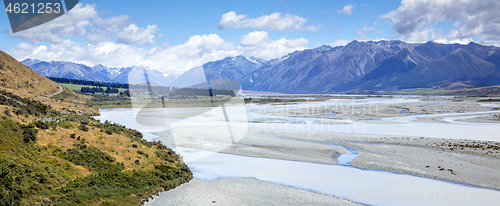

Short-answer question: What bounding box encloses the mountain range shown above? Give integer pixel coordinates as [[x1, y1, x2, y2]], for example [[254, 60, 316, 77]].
[[171, 55, 267, 88], [21, 59, 179, 86], [21, 40, 500, 93]]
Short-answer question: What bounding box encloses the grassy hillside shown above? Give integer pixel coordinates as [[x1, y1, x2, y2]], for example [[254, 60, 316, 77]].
[[0, 90, 192, 205], [0, 51, 192, 205], [0, 51, 98, 115]]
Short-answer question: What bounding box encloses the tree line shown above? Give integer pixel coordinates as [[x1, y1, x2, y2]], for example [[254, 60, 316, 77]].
[[80, 87, 119, 94], [48, 77, 129, 89], [49, 77, 236, 97]]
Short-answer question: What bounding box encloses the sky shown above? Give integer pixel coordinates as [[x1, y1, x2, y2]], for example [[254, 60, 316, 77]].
[[1, 0, 499, 74]]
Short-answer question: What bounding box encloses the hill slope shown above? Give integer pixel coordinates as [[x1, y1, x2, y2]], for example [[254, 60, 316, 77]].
[[0, 51, 193, 205], [0, 91, 192, 205], [0, 51, 98, 115], [0, 51, 61, 97]]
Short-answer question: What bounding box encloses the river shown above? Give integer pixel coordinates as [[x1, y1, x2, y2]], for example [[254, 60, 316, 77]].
[[95, 97, 500, 206]]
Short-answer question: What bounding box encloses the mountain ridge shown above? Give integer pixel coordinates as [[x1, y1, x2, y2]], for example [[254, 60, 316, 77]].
[[241, 40, 500, 93], [21, 40, 500, 94], [22, 59, 179, 86]]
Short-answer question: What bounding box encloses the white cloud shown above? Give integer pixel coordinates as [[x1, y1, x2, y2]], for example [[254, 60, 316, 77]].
[[116, 24, 160, 45], [337, 4, 356, 15], [382, 0, 500, 46], [240, 31, 269, 46], [434, 38, 474, 45], [10, 4, 97, 44], [10, 32, 309, 73], [238, 31, 308, 59], [8, 4, 311, 73], [357, 27, 375, 40], [9, 3, 161, 45], [217, 11, 320, 31], [87, 15, 130, 42], [328, 39, 350, 47]]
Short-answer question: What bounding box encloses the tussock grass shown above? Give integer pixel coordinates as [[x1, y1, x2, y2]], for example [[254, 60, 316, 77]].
[[0, 91, 192, 205]]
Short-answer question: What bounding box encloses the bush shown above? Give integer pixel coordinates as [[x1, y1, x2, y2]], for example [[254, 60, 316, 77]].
[[34, 120, 49, 129], [78, 124, 89, 132], [0, 166, 15, 206], [63, 143, 124, 172], [3, 109, 10, 117], [20, 124, 38, 143]]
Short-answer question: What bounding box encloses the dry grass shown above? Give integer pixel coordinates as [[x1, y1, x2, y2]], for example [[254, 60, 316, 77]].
[[36, 122, 174, 171], [0, 51, 99, 115]]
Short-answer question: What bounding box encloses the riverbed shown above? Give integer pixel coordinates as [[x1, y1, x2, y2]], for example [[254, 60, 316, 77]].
[[95, 95, 500, 206]]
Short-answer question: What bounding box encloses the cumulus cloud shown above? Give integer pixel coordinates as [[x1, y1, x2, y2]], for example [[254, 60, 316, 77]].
[[117, 24, 160, 45], [434, 38, 474, 45], [328, 39, 350, 47], [10, 32, 309, 73], [240, 30, 269, 46], [9, 3, 161, 45], [217, 11, 319, 31], [238, 31, 308, 59], [337, 4, 356, 15], [10, 4, 97, 44], [382, 0, 500, 46], [8, 4, 311, 73]]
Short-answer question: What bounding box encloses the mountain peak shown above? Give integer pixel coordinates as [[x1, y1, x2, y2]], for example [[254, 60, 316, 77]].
[[21, 58, 42, 66], [347, 40, 361, 46]]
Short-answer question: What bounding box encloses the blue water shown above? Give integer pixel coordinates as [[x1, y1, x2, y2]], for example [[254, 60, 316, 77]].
[[95, 102, 500, 206]]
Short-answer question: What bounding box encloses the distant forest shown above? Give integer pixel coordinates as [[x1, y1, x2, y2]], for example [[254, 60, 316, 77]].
[[48, 77, 129, 89], [49, 77, 236, 98], [80, 87, 120, 94]]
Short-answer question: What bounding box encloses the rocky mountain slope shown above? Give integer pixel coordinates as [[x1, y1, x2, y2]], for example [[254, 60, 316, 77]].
[[236, 41, 499, 93], [21, 40, 500, 94], [22, 59, 178, 86]]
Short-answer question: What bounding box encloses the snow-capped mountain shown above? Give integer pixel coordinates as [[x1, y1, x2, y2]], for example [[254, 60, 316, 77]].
[[240, 40, 415, 93], [21, 60, 178, 86], [22, 59, 113, 82], [239, 40, 500, 93], [171, 55, 266, 88], [21, 40, 500, 93], [338, 41, 500, 92]]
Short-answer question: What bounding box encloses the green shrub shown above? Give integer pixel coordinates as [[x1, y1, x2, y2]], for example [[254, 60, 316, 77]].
[[0, 166, 16, 206], [3, 109, 10, 117], [19, 124, 38, 143], [34, 120, 49, 129], [62, 143, 124, 172], [78, 124, 89, 132]]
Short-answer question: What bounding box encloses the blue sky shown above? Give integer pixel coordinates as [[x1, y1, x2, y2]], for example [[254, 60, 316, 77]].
[[0, 0, 498, 73]]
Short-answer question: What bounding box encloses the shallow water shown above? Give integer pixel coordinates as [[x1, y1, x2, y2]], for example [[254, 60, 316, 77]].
[[244, 100, 500, 141], [96, 97, 500, 206], [173, 147, 500, 206]]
